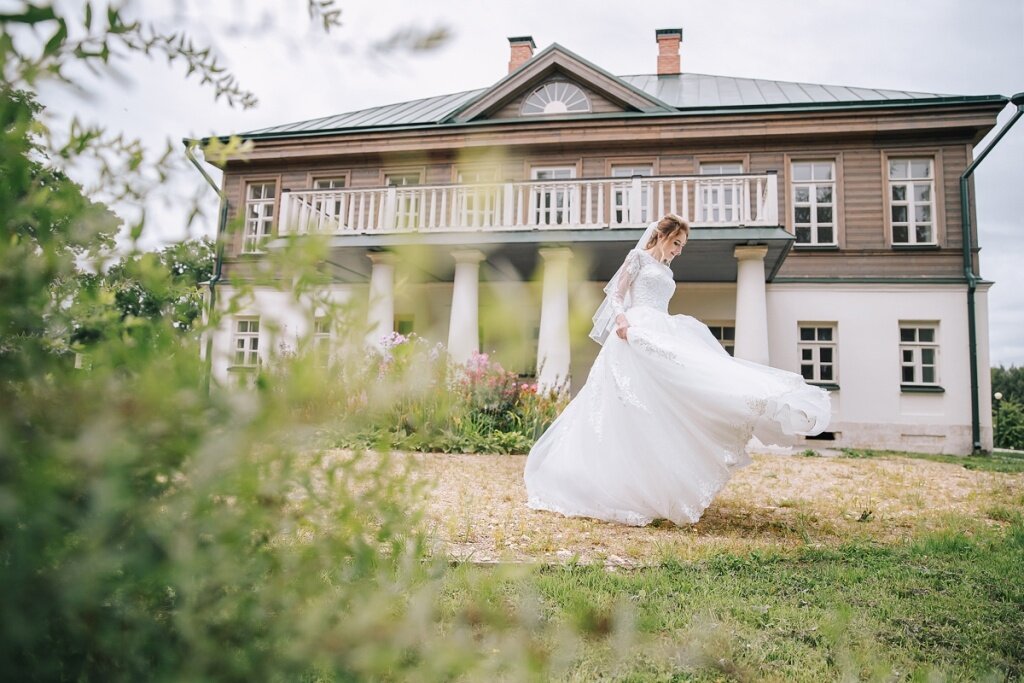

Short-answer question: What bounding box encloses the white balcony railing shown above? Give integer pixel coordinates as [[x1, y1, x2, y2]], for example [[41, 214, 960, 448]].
[[278, 173, 779, 236]]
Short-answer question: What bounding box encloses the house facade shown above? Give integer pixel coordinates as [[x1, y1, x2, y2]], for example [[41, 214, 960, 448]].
[[204, 30, 1006, 454]]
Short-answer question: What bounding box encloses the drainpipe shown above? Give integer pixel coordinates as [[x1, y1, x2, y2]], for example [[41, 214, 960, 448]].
[[960, 92, 1024, 453], [183, 139, 229, 394]]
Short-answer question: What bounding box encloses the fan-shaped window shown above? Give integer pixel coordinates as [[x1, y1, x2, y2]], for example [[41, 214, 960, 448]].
[[521, 81, 591, 116]]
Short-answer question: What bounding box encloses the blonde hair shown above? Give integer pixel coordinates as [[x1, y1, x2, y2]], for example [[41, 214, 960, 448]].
[[644, 214, 690, 249]]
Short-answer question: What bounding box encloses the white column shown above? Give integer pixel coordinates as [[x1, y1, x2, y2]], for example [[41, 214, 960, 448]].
[[733, 245, 770, 365], [536, 247, 573, 393], [447, 249, 485, 364], [366, 252, 396, 348]]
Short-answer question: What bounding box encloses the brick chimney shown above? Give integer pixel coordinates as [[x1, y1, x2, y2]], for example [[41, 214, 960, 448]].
[[655, 28, 682, 75], [508, 36, 536, 74]]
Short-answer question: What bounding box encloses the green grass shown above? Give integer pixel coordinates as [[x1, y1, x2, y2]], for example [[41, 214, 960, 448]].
[[443, 516, 1024, 681], [839, 447, 1024, 474]]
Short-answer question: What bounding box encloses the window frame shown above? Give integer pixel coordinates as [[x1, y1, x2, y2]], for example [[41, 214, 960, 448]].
[[696, 157, 747, 224], [787, 158, 840, 248], [238, 176, 280, 254], [898, 322, 941, 390], [797, 322, 839, 387], [706, 321, 736, 357], [882, 150, 945, 249], [610, 163, 655, 225], [231, 317, 262, 369], [520, 79, 592, 116], [529, 165, 578, 227]]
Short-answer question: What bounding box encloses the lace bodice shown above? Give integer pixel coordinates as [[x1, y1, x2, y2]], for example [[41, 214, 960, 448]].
[[609, 249, 675, 315]]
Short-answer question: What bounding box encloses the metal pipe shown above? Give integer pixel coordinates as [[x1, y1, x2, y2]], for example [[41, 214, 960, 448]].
[[959, 92, 1024, 453], [183, 139, 228, 394]]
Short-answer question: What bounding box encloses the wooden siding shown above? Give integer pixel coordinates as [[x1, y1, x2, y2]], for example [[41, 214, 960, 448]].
[[218, 107, 995, 279]]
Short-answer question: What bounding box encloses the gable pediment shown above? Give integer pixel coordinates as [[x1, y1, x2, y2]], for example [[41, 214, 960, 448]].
[[447, 43, 674, 123]]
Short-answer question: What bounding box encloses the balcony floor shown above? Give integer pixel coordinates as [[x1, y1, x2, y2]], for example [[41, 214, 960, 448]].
[[267, 226, 794, 283]]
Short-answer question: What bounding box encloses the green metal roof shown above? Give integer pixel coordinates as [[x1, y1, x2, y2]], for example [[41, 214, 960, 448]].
[[238, 69, 1004, 140]]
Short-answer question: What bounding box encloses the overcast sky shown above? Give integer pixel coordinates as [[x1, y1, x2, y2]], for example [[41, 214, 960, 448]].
[[34, 0, 1024, 365]]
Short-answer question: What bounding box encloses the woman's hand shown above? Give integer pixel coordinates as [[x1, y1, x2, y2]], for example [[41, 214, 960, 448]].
[[615, 313, 629, 341]]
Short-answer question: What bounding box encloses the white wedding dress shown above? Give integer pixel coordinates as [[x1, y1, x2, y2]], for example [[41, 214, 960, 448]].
[[524, 248, 831, 526]]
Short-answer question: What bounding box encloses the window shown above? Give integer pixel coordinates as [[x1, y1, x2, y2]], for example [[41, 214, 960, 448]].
[[899, 324, 939, 386], [394, 315, 414, 336], [888, 159, 935, 245], [698, 162, 743, 223], [456, 168, 499, 228], [521, 81, 591, 115], [313, 317, 331, 351], [530, 167, 576, 226], [243, 182, 276, 253], [707, 323, 736, 356], [233, 318, 261, 367], [611, 165, 653, 225], [791, 162, 836, 245], [311, 177, 346, 223], [798, 324, 837, 384], [386, 172, 422, 229]]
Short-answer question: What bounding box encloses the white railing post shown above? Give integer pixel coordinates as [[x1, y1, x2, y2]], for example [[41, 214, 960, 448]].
[[502, 183, 514, 227], [629, 175, 643, 225], [278, 191, 292, 235], [383, 186, 397, 231], [764, 171, 779, 226]]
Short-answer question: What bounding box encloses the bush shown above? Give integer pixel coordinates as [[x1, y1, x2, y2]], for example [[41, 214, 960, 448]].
[[994, 399, 1024, 450]]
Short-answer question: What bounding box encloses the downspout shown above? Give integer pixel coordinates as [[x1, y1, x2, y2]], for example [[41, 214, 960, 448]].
[[183, 140, 229, 394], [959, 92, 1024, 453]]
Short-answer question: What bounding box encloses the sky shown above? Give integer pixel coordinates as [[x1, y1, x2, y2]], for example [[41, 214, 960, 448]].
[[30, 0, 1024, 365]]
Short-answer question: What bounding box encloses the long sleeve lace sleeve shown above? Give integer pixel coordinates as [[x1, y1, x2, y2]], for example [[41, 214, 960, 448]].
[[608, 249, 643, 317]]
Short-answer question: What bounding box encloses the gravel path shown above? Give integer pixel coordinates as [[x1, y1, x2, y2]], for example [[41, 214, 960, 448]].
[[397, 450, 1023, 566]]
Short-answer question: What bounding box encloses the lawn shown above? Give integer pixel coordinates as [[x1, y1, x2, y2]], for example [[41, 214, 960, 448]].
[[403, 448, 1024, 681]]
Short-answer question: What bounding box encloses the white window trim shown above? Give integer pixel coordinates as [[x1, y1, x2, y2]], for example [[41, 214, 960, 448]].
[[791, 161, 837, 246], [232, 317, 261, 369], [899, 323, 940, 386], [611, 164, 654, 226], [521, 80, 592, 116], [798, 323, 838, 384], [887, 157, 937, 246], [706, 321, 736, 356], [530, 166, 576, 227], [242, 181, 277, 254]]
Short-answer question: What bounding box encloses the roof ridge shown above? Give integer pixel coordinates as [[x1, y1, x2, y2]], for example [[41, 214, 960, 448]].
[[617, 71, 950, 97]]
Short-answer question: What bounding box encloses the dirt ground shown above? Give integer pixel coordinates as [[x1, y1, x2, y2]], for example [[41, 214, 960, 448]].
[[396, 450, 1024, 566]]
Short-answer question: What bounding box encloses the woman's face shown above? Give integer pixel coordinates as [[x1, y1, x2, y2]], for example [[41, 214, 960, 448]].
[[661, 229, 687, 261]]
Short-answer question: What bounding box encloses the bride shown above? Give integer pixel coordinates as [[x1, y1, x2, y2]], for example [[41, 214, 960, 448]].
[[524, 214, 831, 526]]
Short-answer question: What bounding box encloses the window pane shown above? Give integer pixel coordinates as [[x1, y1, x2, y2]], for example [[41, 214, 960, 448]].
[[910, 160, 931, 178], [796, 227, 811, 243], [922, 367, 935, 383], [800, 327, 815, 341], [913, 184, 931, 202], [801, 365, 814, 380], [893, 225, 909, 243], [818, 226, 834, 243], [921, 348, 935, 364], [802, 348, 813, 361], [889, 160, 908, 179], [818, 327, 833, 341], [892, 206, 908, 222], [902, 367, 915, 382], [902, 349, 914, 361], [792, 164, 812, 182], [795, 206, 811, 223], [891, 185, 906, 201], [814, 163, 833, 180], [820, 347, 833, 362], [794, 187, 810, 203], [817, 207, 833, 224], [816, 186, 833, 203], [901, 328, 916, 342], [820, 365, 833, 381], [914, 205, 931, 223], [915, 225, 932, 243], [723, 327, 735, 341], [235, 351, 245, 364], [919, 328, 934, 342]]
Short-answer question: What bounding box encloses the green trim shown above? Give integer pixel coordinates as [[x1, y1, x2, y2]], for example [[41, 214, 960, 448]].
[[205, 94, 1007, 145], [772, 277, 970, 285], [811, 382, 840, 391], [891, 243, 941, 250], [901, 384, 945, 394], [793, 244, 840, 251]]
